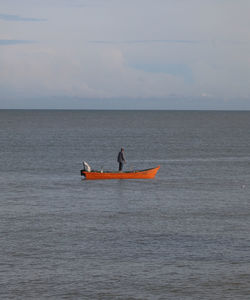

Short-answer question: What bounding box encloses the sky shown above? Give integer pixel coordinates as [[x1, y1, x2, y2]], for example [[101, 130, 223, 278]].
[[0, 0, 250, 109]]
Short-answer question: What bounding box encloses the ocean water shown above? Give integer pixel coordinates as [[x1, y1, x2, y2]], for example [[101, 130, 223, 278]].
[[0, 110, 249, 299]]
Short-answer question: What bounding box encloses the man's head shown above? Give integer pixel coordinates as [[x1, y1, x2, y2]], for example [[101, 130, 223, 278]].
[[121, 148, 124, 152]]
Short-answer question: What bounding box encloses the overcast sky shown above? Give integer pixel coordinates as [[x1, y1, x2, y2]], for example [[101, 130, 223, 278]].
[[1, 0, 250, 109]]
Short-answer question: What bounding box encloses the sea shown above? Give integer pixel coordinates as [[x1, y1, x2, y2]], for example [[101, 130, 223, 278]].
[[0, 110, 249, 300]]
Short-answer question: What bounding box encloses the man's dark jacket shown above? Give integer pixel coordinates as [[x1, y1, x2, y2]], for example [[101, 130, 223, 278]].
[[117, 151, 125, 163]]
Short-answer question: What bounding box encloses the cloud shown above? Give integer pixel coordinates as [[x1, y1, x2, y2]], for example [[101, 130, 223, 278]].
[[0, 14, 47, 22], [201, 93, 214, 98], [0, 40, 36, 46], [89, 39, 200, 45], [130, 63, 194, 84], [0, 44, 191, 101]]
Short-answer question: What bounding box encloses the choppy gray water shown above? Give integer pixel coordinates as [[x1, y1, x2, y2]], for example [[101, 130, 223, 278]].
[[0, 110, 250, 299]]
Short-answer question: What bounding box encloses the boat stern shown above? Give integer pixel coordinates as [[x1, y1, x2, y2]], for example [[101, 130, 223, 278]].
[[80, 169, 86, 177]]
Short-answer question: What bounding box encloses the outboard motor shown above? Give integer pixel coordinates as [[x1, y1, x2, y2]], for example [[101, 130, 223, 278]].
[[82, 161, 91, 172]]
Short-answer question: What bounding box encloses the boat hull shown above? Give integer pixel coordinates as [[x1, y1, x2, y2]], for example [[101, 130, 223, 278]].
[[81, 166, 160, 180]]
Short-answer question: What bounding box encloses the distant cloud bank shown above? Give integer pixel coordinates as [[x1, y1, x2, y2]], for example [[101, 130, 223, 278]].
[[0, 40, 35, 46], [89, 39, 200, 45], [0, 14, 47, 22]]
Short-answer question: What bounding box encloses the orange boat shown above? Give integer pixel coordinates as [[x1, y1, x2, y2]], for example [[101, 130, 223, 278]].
[[81, 166, 160, 180]]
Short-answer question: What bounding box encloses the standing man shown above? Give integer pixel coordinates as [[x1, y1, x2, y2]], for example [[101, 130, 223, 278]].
[[117, 148, 126, 171]]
